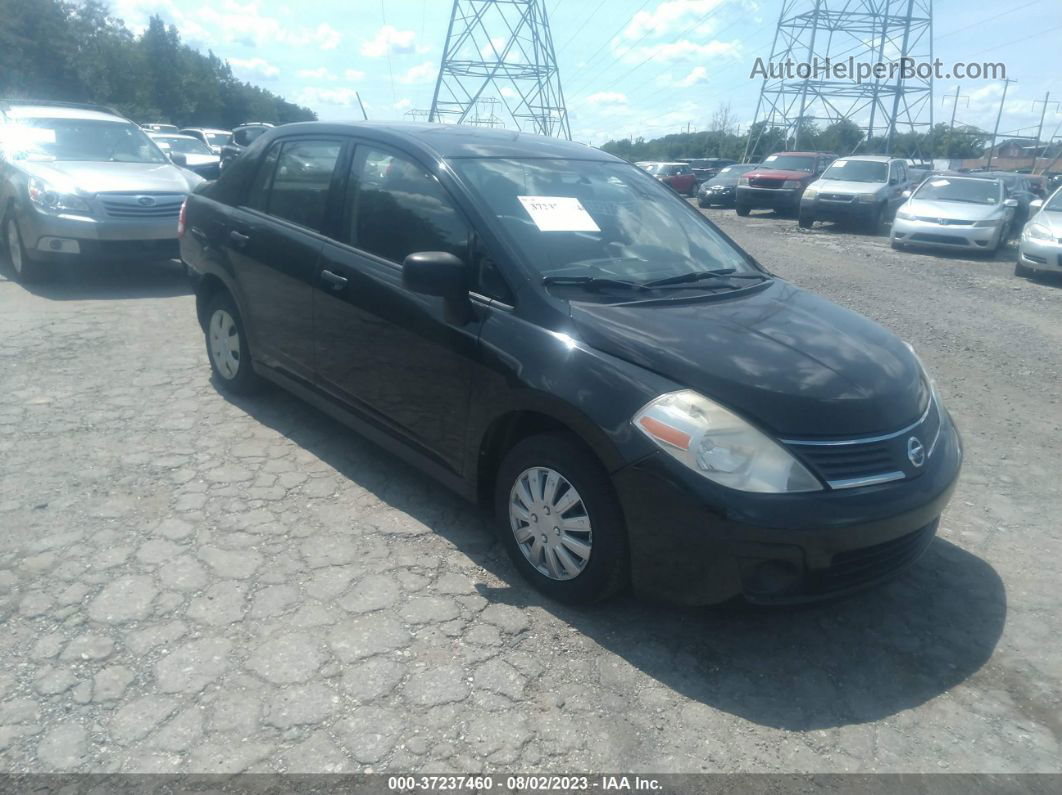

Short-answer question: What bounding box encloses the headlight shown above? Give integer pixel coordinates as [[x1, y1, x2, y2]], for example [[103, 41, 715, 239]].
[[974, 218, 1000, 227], [803, 188, 819, 200], [895, 209, 915, 220], [856, 193, 877, 203], [1026, 223, 1053, 240], [782, 180, 803, 189], [738, 176, 750, 185], [633, 390, 822, 493], [28, 177, 91, 216]]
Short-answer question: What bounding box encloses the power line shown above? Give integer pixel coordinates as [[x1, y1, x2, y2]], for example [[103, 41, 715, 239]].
[[555, 0, 610, 56], [560, 0, 655, 93]]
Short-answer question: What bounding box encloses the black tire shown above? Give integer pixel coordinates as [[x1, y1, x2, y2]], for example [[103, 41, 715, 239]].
[[1014, 259, 1035, 278], [890, 237, 904, 250], [3, 212, 45, 283], [866, 203, 885, 234], [203, 291, 263, 395], [494, 432, 629, 605], [797, 213, 814, 229], [698, 199, 710, 208], [735, 204, 751, 217]]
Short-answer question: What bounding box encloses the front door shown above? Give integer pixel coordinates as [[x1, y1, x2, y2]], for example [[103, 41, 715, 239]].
[[313, 144, 481, 473], [225, 137, 347, 380]]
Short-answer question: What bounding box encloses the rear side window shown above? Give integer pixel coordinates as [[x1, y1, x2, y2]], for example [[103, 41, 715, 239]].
[[247, 139, 342, 232], [347, 146, 470, 263]]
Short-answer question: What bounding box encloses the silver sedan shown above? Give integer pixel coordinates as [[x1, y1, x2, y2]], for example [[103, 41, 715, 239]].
[[1015, 188, 1062, 278]]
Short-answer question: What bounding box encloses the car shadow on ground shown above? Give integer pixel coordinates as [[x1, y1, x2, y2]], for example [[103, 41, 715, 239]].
[[219, 382, 1007, 733], [1, 259, 193, 300]]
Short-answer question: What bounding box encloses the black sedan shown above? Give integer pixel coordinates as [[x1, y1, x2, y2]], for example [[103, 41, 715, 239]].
[[697, 163, 758, 207], [180, 122, 961, 606]]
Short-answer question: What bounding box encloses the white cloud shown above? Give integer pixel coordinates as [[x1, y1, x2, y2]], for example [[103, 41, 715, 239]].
[[587, 92, 628, 106], [297, 67, 336, 81], [344, 69, 366, 81], [617, 38, 741, 62], [479, 36, 509, 59], [394, 98, 413, 111], [229, 56, 279, 80], [621, 0, 724, 40], [500, 86, 518, 99], [398, 61, 437, 85], [297, 87, 363, 107], [361, 25, 418, 57], [677, 66, 709, 86]]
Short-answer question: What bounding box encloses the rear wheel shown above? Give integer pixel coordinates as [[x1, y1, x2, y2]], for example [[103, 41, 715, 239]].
[[735, 204, 751, 217], [495, 433, 628, 604], [204, 291, 263, 395]]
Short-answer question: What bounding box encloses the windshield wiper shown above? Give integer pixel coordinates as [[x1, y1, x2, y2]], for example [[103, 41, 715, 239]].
[[541, 275, 647, 292], [642, 269, 768, 288]]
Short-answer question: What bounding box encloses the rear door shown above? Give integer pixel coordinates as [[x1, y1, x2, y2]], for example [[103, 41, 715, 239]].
[[224, 136, 347, 381], [312, 143, 483, 472]]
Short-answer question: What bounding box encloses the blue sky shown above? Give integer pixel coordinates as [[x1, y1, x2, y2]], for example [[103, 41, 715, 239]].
[[107, 0, 1062, 145]]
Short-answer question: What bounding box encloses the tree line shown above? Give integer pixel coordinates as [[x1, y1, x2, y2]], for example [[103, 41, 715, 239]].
[[601, 108, 988, 164], [0, 0, 315, 128]]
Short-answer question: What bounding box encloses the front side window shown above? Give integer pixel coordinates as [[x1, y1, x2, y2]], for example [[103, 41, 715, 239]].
[[244, 139, 342, 231], [0, 117, 168, 164], [347, 147, 470, 264], [453, 158, 755, 286]]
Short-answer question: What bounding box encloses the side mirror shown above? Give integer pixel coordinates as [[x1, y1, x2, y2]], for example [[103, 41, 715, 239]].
[[901, 189, 912, 198], [1003, 198, 1019, 208], [1030, 199, 1044, 210], [889, 177, 898, 185], [402, 251, 472, 324], [170, 152, 188, 167]]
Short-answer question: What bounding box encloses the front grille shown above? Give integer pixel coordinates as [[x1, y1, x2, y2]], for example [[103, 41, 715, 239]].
[[820, 193, 855, 202], [749, 177, 784, 189], [783, 394, 941, 489], [99, 193, 184, 219], [913, 216, 974, 226], [811, 522, 937, 594], [910, 233, 967, 244]]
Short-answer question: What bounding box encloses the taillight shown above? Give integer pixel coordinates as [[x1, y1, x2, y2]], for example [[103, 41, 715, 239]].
[[177, 199, 187, 239]]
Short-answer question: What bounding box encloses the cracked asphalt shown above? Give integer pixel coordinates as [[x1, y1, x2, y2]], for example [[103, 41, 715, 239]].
[[0, 207, 1060, 774]]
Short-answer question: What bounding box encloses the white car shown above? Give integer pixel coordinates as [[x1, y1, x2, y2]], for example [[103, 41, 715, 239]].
[[890, 174, 1017, 255], [1015, 187, 1062, 278], [179, 127, 232, 154], [149, 133, 221, 180]]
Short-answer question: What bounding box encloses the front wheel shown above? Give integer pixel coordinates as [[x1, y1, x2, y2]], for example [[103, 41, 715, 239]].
[[4, 214, 45, 283], [1014, 259, 1035, 278], [798, 213, 814, 229], [495, 433, 628, 604], [204, 291, 263, 395], [866, 203, 885, 234], [735, 204, 751, 217]]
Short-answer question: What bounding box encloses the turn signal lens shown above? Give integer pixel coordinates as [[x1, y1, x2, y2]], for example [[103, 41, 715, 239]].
[[177, 199, 187, 239]]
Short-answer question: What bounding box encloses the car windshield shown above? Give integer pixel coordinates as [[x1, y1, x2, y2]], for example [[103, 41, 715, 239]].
[[207, 132, 231, 147], [155, 136, 212, 155], [0, 117, 169, 163], [453, 158, 757, 288], [1044, 191, 1062, 212], [761, 154, 816, 172], [235, 127, 268, 146], [645, 163, 673, 175], [914, 177, 1001, 205], [821, 160, 888, 183]]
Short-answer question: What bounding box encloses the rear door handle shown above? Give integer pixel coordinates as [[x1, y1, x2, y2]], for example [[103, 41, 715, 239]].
[[320, 269, 348, 291], [229, 230, 250, 247]]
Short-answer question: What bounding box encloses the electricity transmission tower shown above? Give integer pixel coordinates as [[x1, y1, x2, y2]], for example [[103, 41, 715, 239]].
[[744, 0, 934, 159], [429, 0, 571, 139]]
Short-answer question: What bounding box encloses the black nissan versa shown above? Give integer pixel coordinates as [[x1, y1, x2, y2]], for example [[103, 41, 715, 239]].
[[180, 122, 962, 606]]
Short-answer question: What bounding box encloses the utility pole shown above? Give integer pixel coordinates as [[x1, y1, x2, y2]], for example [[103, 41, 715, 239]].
[[945, 86, 968, 131], [1031, 92, 1059, 173], [985, 78, 1016, 171], [355, 92, 368, 121]]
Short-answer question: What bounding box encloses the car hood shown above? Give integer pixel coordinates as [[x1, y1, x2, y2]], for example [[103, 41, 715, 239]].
[[18, 160, 201, 195], [706, 177, 740, 187], [812, 178, 887, 194], [1029, 208, 1062, 234], [745, 168, 813, 181], [182, 154, 219, 167], [903, 198, 1003, 221], [569, 280, 927, 437]]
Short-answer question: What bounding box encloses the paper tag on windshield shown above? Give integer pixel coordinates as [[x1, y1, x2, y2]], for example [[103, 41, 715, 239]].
[[832, 159, 847, 167], [518, 196, 600, 232], [930, 179, 950, 187]]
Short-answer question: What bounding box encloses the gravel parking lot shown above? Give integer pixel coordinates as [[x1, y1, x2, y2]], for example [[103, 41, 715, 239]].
[[1, 209, 1060, 774]]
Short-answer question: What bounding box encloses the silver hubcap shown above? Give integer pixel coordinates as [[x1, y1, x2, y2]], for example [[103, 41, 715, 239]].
[[209, 309, 241, 379], [509, 467, 592, 581], [7, 220, 22, 274]]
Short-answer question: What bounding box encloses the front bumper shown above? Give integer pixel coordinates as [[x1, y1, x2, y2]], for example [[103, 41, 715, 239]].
[[612, 409, 962, 605], [699, 187, 736, 205], [891, 216, 1002, 249], [736, 186, 802, 209], [1017, 234, 1062, 272], [17, 203, 181, 263], [802, 196, 878, 221]]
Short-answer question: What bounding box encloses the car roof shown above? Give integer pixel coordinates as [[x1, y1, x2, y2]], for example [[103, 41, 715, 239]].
[[832, 155, 893, 162], [769, 151, 834, 156], [257, 121, 619, 162], [150, 133, 197, 140], [928, 173, 1002, 183], [181, 127, 229, 134], [1, 105, 124, 123]]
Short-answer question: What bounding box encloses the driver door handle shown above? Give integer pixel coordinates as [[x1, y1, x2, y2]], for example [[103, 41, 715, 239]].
[[229, 230, 250, 247], [321, 269, 348, 291]]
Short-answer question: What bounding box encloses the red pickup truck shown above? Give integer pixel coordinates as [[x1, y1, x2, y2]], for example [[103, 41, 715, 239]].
[[735, 151, 836, 216]]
